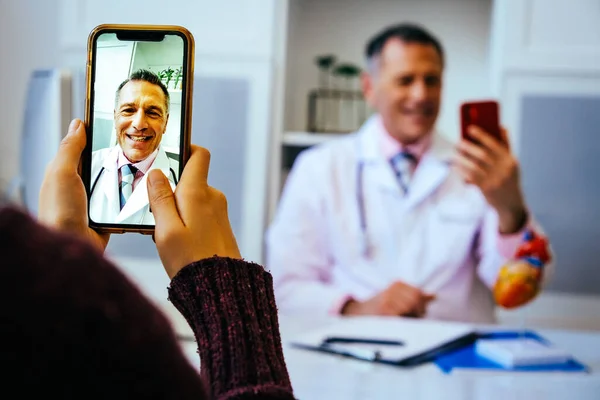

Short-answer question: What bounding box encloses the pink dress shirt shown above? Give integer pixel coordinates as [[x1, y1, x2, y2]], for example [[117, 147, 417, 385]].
[[117, 148, 159, 193]]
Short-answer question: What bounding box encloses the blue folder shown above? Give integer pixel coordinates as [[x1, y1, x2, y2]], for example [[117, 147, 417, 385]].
[[434, 330, 590, 374]]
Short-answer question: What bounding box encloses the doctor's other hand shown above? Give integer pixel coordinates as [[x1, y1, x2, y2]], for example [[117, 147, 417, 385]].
[[147, 145, 241, 279], [39, 119, 110, 251], [341, 281, 435, 317], [454, 126, 528, 234]]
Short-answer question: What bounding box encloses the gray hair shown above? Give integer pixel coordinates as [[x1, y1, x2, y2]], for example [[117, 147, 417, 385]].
[[365, 23, 445, 75], [114, 69, 170, 114]]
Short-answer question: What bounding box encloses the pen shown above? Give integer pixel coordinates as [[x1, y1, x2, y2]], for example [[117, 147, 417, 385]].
[[321, 343, 383, 362], [322, 336, 404, 346]]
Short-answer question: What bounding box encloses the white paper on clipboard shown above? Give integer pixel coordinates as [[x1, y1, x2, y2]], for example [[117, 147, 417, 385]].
[[289, 316, 475, 364]]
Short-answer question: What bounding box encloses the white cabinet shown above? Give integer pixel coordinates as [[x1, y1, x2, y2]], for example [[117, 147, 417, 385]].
[[490, 0, 600, 150], [490, 0, 600, 83], [59, 0, 277, 59]]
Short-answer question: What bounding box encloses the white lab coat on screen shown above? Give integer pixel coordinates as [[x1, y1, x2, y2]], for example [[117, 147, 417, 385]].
[[89, 145, 178, 226]]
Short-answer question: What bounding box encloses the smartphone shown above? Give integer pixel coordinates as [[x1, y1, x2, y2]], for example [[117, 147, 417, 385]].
[[82, 24, 195, 234], [460, 100, 502, 144]]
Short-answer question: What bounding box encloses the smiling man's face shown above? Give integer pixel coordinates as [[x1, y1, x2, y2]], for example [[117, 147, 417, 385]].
[[114, 80, 169, 163], [362, 38, 443, 145]]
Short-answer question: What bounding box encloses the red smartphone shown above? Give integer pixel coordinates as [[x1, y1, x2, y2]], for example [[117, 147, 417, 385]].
[[460, 100, 502, 144]]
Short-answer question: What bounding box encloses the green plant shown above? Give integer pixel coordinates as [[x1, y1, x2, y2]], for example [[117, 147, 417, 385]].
[[333, 63, 361, 77], [333, 63, 362, 90], [172, 67, 182, 90], [315, 54, 337, 89], [162, 67, 175, 89]]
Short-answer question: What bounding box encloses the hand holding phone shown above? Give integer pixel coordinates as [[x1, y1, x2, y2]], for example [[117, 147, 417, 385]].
[[456, 100, 528, 234], [147, 146, 242, 278], [82, 24, 195, 234], [38, 119, 111, 251], [460, 100, 502, 144]]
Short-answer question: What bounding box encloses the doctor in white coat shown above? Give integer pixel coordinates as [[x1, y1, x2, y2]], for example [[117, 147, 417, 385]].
[[90, 69, 178, 226], [266, 24, 553, 323]]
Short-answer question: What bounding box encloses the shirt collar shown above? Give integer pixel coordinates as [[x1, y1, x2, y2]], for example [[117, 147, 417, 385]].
[[376, 115, 432, 162], [117, 147, 159, 174]]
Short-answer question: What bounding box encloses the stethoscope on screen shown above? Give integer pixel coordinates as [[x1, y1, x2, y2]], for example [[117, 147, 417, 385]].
[[90, 167, 178, 198]]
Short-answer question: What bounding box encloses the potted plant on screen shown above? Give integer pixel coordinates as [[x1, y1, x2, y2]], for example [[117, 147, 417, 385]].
[[172, 67, 183, 90], [157, 69, 167, 86], [161, 67, 175, 90]]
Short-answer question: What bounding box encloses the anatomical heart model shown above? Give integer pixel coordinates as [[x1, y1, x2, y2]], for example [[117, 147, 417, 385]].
[[494, 230, 552, 309]]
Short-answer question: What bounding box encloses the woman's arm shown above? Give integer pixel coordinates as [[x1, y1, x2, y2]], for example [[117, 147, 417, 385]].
[[0, 206, 208, 399], [36, 120, 296, 399], [169, 257, 294, 400]]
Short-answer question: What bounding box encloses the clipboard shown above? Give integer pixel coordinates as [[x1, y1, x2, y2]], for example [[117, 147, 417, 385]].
[[292, 331, 479, 367], [288, 317, 477, 367]]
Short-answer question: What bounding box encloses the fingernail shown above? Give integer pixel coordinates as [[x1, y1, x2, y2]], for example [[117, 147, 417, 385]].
[[468, 125, 479, 135], [69, 119, 81, 132]]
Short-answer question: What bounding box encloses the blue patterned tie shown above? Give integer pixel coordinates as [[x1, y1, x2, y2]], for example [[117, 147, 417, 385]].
[[390, 151, 416, 194], [119, 164, 137, 210]]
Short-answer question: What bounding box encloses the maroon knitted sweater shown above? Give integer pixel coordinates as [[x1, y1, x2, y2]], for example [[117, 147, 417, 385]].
[[0, 206, 295, 399]]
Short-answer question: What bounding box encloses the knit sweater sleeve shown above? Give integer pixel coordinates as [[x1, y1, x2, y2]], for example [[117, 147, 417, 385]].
[[0, 206, 208, 399], [167, 257, 295, 400]]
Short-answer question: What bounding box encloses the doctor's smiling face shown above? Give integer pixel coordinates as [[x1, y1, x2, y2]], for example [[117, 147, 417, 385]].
[[362, 25, 444, 145], [114, 73, 170, 163]]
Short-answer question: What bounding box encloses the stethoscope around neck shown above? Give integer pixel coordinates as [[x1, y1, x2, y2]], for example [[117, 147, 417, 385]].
[[356, 149, 453, 261], [90, 166, 179, 198], [356, 160, 373, 260], [355, 148, 423, 260]]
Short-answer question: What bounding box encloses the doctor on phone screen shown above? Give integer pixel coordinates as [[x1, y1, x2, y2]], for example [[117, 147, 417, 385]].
[[90, 69, 179, 225]]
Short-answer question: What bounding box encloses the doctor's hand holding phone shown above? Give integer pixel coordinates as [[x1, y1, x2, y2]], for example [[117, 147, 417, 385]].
[[81, 24, 195, 234], [454, 100, 529, 234]]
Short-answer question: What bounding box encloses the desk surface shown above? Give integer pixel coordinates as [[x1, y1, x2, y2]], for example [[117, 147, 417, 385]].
[[159, 302, 600, 400]]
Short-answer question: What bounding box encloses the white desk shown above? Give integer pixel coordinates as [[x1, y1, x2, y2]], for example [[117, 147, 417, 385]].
[[157, 302, 600, 400]]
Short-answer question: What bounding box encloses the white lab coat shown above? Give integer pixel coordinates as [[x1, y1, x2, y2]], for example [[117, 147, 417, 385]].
[[266, 115, 552, 323], [89, 145, 178, 225]]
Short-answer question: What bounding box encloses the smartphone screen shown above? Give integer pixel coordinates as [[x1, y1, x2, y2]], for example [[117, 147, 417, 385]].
[[83, 26, 193, 233], [460, 101, 502, 144]]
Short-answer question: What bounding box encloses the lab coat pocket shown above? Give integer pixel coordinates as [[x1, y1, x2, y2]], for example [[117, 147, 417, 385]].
[[430, 198, 482, 267], [435, 200, 481, 224]]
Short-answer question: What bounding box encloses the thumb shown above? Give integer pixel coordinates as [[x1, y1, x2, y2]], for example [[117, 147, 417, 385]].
[[147, 169, 183, 231], [424, 293, 436, 302], [499, 126, 511, 149], [56, 119, 86, 170]]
